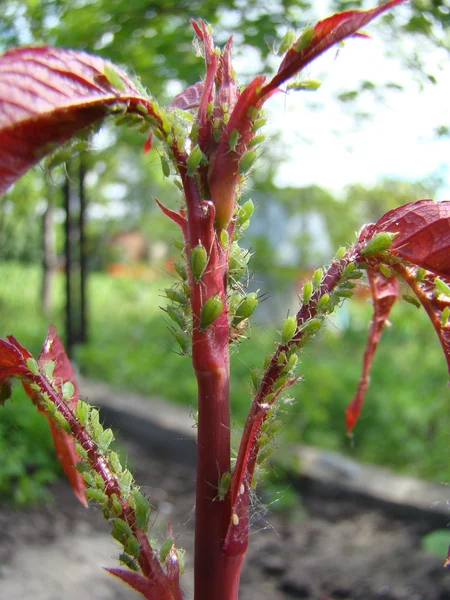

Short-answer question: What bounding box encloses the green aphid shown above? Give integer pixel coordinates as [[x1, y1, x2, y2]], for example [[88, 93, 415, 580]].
[[135, 102, 149, 115], [290, 79, 322, 91], [206, 102, 214, 117], [236, 199, 255, 227], [220, 229, 229, 248], [277, 352, 287, 366], [112, 518, 133, 544], [82, 471, 97, 488], [177, 549, 185, 576], [104, 64, 127, 91], [199, 295, 223, 332], [166, 305, 187, 330], [173, 329, 189, 354], [190, 243, 208, 283], [118, 469, 133, 495], [62, 381, 75, 400], [110, 494, 123, 517], [312, 268, 323, 289], [86, 488, 109, 504], [403, 294, 421, 308], [174, 261, 187, 280], [99, 428, 114, 452], [336, 290, 353, 299], [217, 472, 231, 500], [247, 134, 266, 148], [361, 231, 396, 256], [441, 306, 450, 326], [416, 267, 426, 282], [26, 357, 39, 375], [342, 262, 356, 278], [239, 150, 258, 176], [281, 316, 297, 345], [132, 489, 151, 530], [251, 117, 267, 132], [186, 144, 205, 176], [119, 553, 139, 572], [257, 445, 273, 465], [273, 375, 289, 391], [277, 29, 296, 55], [251, 368, 261, 390], [125, 534, 140, 558], [317, 293, 331, 311], [294, 26, 314, 52], [247, 106, 259, 120], [435, 277, 450, 298], [109, 451, 123, 475], [336, 247, 346, 259], [302, 281, 313, 305], [42, 360, 55, 379], [379, 264, 393, 279], [229, 128, 240, 152], [190, 123, 199, 143], [285, 353, 298, 372], [76, 400, 89, 425], [159, 537, 174, 563], [53, 412, 70, 433], [232, 293, 258, 324], [301, 317, 322, 334], [164, 288, 189, 306], [160, 155, 171, 178]]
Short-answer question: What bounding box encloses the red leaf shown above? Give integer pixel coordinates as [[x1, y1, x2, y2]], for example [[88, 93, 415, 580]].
[[393, 264, 450, 375], [37, 325, 86, 506], [0, 335, 32, 379], [0, 46, 155, 194], [106, 569, 181, 600], [263, 0, 405, 95], [38, 324, 79, 408], [372, 200, 450, 277], [346, 267, 399, 434], [168, 81, 205, 112]]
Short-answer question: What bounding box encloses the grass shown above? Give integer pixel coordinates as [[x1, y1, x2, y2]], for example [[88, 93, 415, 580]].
[[0, 260, 449, 505]]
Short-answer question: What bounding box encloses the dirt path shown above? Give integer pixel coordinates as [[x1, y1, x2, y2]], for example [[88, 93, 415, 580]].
[[1, 379, 450, 599]]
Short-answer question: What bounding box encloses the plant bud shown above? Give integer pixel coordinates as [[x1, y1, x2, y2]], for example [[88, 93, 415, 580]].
[[236, 199, 255, 227], [186, 144, 205, 176], [281, 316, 297, 344], [190, 243, 208, 282], [360, 231, 396, 256], [199, 295, 224, 331]]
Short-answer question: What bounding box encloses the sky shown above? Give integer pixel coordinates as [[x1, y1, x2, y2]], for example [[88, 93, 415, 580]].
[[235, 13, 450, 199]]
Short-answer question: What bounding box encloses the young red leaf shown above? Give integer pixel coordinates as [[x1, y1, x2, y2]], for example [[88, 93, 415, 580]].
[[392, 264, 450, 375], [346, 267, 399, 434], [168, 81, 205, 112], [370, 200, 450, 278], [0, 46, 156, 194], [106, 568, 182, 600], [262, 0, 405, 96]]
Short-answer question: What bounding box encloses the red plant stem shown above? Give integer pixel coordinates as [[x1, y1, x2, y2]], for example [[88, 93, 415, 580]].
[[30, 374, 183, 600], [183, 178, 242, 600]]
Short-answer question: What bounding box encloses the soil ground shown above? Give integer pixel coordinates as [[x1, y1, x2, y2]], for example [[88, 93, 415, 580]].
[[1, 435, 450, 600]]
